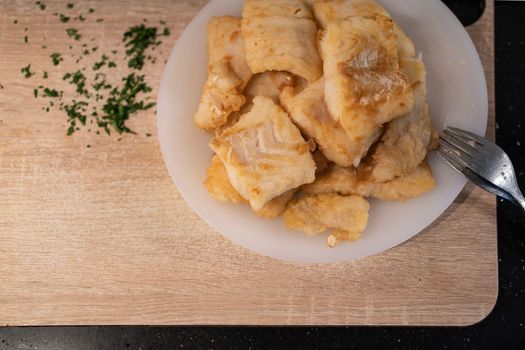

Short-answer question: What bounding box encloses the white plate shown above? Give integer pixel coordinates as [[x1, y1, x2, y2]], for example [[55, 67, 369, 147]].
[[157, 0, 487, 263]]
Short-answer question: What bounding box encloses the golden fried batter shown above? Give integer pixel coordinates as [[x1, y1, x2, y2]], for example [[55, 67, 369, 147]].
[[195, 16, 253, 131], [242, 1, 322, 82], [284, 193, 369, 246], [281, 78, 381, 167], [320, 15, 414, 142], [243, 71, 295, 104], [204, 155, 247, 204], [302, 159, 435, 201], [210, 96, 316, 211], [359, 58, 436, 182]]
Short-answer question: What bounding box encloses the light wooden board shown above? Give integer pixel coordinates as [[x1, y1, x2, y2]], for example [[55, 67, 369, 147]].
[[0, 0, 496, 326]]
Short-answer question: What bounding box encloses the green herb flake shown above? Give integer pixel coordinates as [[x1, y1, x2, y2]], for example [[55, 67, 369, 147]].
[[36, 1, 46, 10], [66, 3, 74, 9], [66, 28, 81, 40], [43, 71, 48, 79], [24, 36, 28, 43], [159, 20, 165, 25], [96, 18, 103, 23], [145, 133, 152, 137], [88, 8, 95, 13], [93, 54, 109, 70], [59, 14, 70, 23], [33, 88, 38, 98], [123, 24, 161, 70], [163, 27, 170, 36], [78, 15, 86, 21], [43, 88, 59, 97], [64, 70, 89, 96], [21, 64, 35, 78], [50, 52, 63, 65]]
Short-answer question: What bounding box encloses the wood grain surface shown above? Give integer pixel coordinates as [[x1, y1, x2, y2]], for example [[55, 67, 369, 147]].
[[0, 0, 496, 326]]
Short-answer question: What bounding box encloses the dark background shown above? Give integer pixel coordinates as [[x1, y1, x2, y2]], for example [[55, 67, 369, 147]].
[[1, 1, 524, 349]]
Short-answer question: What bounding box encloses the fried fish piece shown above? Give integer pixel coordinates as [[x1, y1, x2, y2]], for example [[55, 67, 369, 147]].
[[313, 0, 415, 59], [280, 78, 381, 167], [243, 0, 313, 19], [204, 155, 247, 204], [320, 15, 414, 142], [242, 1, 322, 83], [195, 16, 253, 131], [312, 149, 329, 174], [243, 71, 295, 104], [255, 190, 296, 218], [210, 96, 316, 211], [284, 193, 369, 246], [359, 58, 436, 182], [204, 154, 297, 218], [302, 159, 435, 201]]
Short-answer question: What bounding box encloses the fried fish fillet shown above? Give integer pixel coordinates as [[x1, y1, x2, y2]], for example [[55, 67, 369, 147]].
[[302, 159, 435, 201], [243, 71, 295, 104], [359, 57, 436, 182], [255, 190, 296, 219], [280, 78, 381, 167], [194, 16, 253, 131], [210, 96, 316, 211], [204, 155, 247, 204], [243, 0, 313, 19], [284, 193, 369, 246], [204, 155, 297, 218], [242, 1, 322, 83], [320, 15, 414, 142], [313, 0, 415, 59]]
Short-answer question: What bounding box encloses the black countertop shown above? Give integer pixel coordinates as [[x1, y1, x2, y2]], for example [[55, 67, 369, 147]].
[[1, 1, 524, 349]]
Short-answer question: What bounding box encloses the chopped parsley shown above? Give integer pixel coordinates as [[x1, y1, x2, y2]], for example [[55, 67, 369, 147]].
[[123, 24, 164, 70], [64, 70, 89, 97], [66, 28, 81, 40], [99, 73, 155, 134], [43, 88, 59, 97], [36, 1, 46, 10], [24, 35, 28, 43], [88, 8, 95, 13], [21, 64, 35, 78], [66, 3, 74, 9], [43, 71, 48, 79], [33, 88, 38, 97], [59, 14, 70, 23], [51, 52, 63, 65], [92, 55, 109, 70]]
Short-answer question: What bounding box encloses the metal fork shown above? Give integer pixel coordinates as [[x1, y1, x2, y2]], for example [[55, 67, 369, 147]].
[[437, 126, 525, 213]]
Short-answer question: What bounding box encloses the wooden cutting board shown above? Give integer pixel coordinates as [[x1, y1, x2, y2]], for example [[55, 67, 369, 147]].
[[0, 0, 495, 326]]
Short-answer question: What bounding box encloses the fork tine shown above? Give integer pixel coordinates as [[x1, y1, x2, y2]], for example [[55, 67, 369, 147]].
[[439, 137, 474, 163], [443, 128, 479, 156], [446, 127, 485, 147], [437, 148, 467, 174]]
